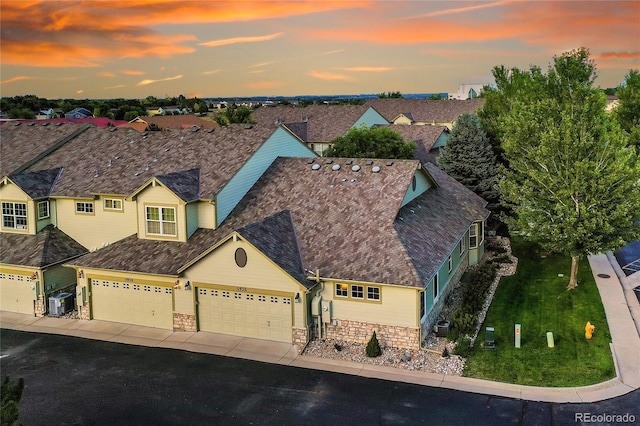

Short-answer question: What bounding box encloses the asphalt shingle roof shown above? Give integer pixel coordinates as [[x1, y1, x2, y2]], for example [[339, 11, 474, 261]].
[[364, 99, 485, 123], [156, 168, 200, 202], [1, 224, 88, 268], [8, 168, 62, 199]]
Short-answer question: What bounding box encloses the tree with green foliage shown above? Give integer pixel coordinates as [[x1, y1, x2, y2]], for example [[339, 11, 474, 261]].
[[436, 113, 499, 211], [491, 47, 640, 289], [325, 125, 416, 159], [614, 69, 640, 150], [378, 91, 403, 99], [214, 104, 254, 126], [366, 331, 382, 357], [1, 376, 24, 426]]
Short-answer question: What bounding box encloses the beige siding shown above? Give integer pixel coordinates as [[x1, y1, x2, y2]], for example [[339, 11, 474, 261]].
[[0, 265, 37, 314], [54, 197, 137, 250], [135, 185, 187, 242], [321, 280, 419, 328], [0, 184, 35, 234], [196, 201, 216, 229], [393, 116, 413, 125], [182, 237, 306, 328]]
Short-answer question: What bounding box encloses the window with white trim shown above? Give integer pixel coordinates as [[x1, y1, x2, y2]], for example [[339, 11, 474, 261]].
[[351, 285, 364, 299], [459, 237, 465, 255], [75, 201, 94, 214], [146, 206, 176, 236], [419, 290, 425, 318], [2, 202, 27, 229], [433, 274, 439, 300], [104, 198, 123, 211], [448, 255, 453, 273], [38, 200, 50, 220], [335, 283, 348, 297], [366, 286, 380, 301], [469, 221, 484, 249]]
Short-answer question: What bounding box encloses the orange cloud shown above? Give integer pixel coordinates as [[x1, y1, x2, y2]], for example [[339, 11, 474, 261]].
[[408, 1, 511, 19], [122, 70, 145, 76], [339, 67, 394, 72], [104, 84, 126, 90], [98, 71, 116, 77], [137, 75, 183, 86], [309, 71, 351, 81], [1, 76, 33, 85], [200, 32, 284, 48], [601, 51, 640, 59]]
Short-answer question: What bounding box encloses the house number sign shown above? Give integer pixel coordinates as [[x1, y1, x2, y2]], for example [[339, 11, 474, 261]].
[[237, 287, 247, 292]]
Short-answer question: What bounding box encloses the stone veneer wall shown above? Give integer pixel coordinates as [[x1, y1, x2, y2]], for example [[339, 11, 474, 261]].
[[323, 319, 420, 350], [174, 313, 196, 332], [421, 256, 469, 340], [292, 327, 309, 352], [34, 296, 46, 317], [78, 305, 90, 320]]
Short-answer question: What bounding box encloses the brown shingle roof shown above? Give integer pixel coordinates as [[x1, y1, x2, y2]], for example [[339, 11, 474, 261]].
[[365, 99, 485, 123], [1, 224, 88, 268], [252, 105, 377, 142], [119, 115, 218, 131], [8, 168, 62, 199], [0, 122, 88, 176], [19, 124, 278, 198]]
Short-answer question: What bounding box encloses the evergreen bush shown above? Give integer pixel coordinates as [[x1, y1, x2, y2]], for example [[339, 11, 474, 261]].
[[366, 331, 382, 357]]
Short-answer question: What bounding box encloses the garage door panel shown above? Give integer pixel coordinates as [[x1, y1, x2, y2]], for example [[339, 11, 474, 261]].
[[197, 287, 292, 343], [91, 279, 173, 330]]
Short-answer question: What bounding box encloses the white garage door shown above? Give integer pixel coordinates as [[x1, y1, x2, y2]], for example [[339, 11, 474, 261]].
[[197, 288, 292, 343], [0, 273, 35, 314], [91, 279, 173, 329]]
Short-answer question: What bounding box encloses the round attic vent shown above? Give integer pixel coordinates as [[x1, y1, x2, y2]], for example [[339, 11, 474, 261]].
[[235, 248, 247, 268], [332, 164, 341, 171], [312, 164, 321, 170], [372, 166, 381, 173], [351, 165, 361, 172]]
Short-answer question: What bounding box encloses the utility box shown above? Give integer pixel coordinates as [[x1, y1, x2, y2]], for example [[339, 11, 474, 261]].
[[321, 300, 332, 324], [311, 294, 322, 317], [49, 292, 74, 317], [434, 320, 450, 337], [515, 323, 521, 348]]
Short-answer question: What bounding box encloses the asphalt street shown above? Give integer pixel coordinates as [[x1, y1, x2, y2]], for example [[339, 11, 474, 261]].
[[1, 329, 638, 426]]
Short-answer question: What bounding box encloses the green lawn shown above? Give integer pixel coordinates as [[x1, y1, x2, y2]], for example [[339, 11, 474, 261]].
[[462, 238, 616, 387]]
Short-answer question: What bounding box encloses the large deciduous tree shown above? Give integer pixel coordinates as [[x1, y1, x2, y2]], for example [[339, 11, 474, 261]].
[[325, 125, 416, 159], [490, 48, 640, 289], [614, 69, 640, 150], [436, 113, 499, 211]]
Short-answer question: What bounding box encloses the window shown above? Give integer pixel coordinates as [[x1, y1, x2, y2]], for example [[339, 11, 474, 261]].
[[351, 285, 364, 299], [469, 221, 484, 248], [2, 202, 27, 229], [38, 201, 50, 219], [146, 206, 176, 236], [448, 255, 453, 273], [419, 290, 425, 318], [433, 274, 439, 300], [75, 201, 94, 214], [367, 286, 380, 301], [459, 237, 465, 255], [104, 198, 123, 211], [335, 283, 348, 297]]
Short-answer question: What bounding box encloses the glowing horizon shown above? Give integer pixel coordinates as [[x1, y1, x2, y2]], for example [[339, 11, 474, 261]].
[[1, 1, 637, 99]]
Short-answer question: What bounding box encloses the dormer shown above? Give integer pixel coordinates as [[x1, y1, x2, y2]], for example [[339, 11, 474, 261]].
[[401, 163, 437, 207], [0, 168, 62, 234], [129, 169, 201, 242]]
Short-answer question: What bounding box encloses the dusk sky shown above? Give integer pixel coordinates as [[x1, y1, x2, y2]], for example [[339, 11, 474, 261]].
[[1, 1, 638, 99]]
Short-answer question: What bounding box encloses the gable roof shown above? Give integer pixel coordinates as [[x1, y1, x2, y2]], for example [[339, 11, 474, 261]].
[[252, 104, 379, 142], [365, 99, 485, 123], [7, 168, 62, 199], [155, 168, 200, 202], [120, 115, 218, 131], [16, 124, 281, 199], [236, 210, 308, 285], [1, 224, 88, 268]]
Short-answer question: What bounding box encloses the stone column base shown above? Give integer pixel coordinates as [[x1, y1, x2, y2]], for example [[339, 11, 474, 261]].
[[174, 313, 196, 332]]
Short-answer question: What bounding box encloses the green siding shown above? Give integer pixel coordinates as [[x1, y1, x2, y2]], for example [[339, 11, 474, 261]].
[[352, 107, 389, 128], [43, 264, 77, 295], [424, 234, 467, 317], [216, 127, 317, 226], [401, 170, 432, 207], [432, 132, 449, 149], [186, 202, 198, 238]]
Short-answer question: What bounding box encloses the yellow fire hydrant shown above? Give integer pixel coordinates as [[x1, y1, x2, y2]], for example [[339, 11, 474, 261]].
[[585, 321, 595, 339]]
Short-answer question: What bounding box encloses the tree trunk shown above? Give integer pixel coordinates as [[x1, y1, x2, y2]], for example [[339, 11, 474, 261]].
[[568, 255, 579, 290]]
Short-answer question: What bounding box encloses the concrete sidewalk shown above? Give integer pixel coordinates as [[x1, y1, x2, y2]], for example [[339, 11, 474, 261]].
[[2, 254, 638, 403]]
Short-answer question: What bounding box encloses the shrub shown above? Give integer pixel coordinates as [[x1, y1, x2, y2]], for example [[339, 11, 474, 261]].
[[451, 308, 477, 335], [442, 347, 450, 358], [366, 331, 382, 357]]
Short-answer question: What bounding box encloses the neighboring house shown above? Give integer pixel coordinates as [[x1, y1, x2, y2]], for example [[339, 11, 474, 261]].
[[387, 124, 450, 165], [37, 108, 58, 120], [448, 84, 488, 100], [158, 106, 189, 115], [121, 115, 218, 132], [1, 120, 488, 351], [252, 104, 389, 156], [606, 95, 619, 113], [364, 99, 485, 130], [145, 106, 161, 116], [64, 107, 93, 119]]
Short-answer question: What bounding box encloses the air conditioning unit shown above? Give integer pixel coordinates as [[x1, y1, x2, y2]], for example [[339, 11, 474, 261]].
[[49, 292, 74, 317]]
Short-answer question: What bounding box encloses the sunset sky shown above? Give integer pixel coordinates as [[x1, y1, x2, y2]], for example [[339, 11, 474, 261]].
[[1, 1, 638, 99]]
